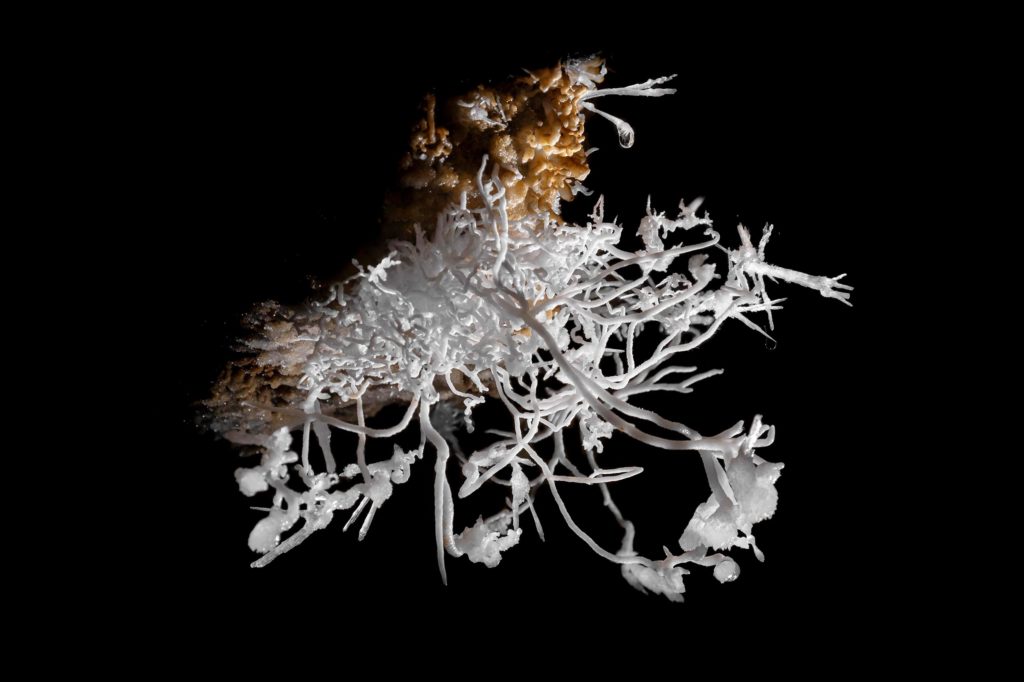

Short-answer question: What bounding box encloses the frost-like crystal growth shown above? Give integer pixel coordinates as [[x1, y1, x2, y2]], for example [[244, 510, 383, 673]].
[[206, 58, 850, 601]]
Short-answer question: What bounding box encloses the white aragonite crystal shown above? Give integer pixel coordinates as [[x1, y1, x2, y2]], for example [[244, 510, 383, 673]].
[[209, 59, 851, 601]]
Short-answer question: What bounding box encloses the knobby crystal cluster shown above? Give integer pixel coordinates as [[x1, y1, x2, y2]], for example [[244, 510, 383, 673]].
[[207, 59, 850, 601]]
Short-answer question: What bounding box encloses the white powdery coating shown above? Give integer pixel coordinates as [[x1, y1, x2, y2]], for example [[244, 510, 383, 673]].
[[454, 517, 522, 568], [235, 468, 268, 497], [224, 71, 851, 600], [248, 513, 284, 553], [714, 558, 740, 583]]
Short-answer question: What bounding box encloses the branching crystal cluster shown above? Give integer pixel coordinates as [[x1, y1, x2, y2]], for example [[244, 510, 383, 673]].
[[221, 67, 850, 601]]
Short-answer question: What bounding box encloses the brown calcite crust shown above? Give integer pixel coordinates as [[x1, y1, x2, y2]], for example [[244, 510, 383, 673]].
[[380, 58, 605, 244]]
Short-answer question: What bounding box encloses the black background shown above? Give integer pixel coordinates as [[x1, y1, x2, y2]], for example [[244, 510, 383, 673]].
[[149, 34, 902, 652]]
